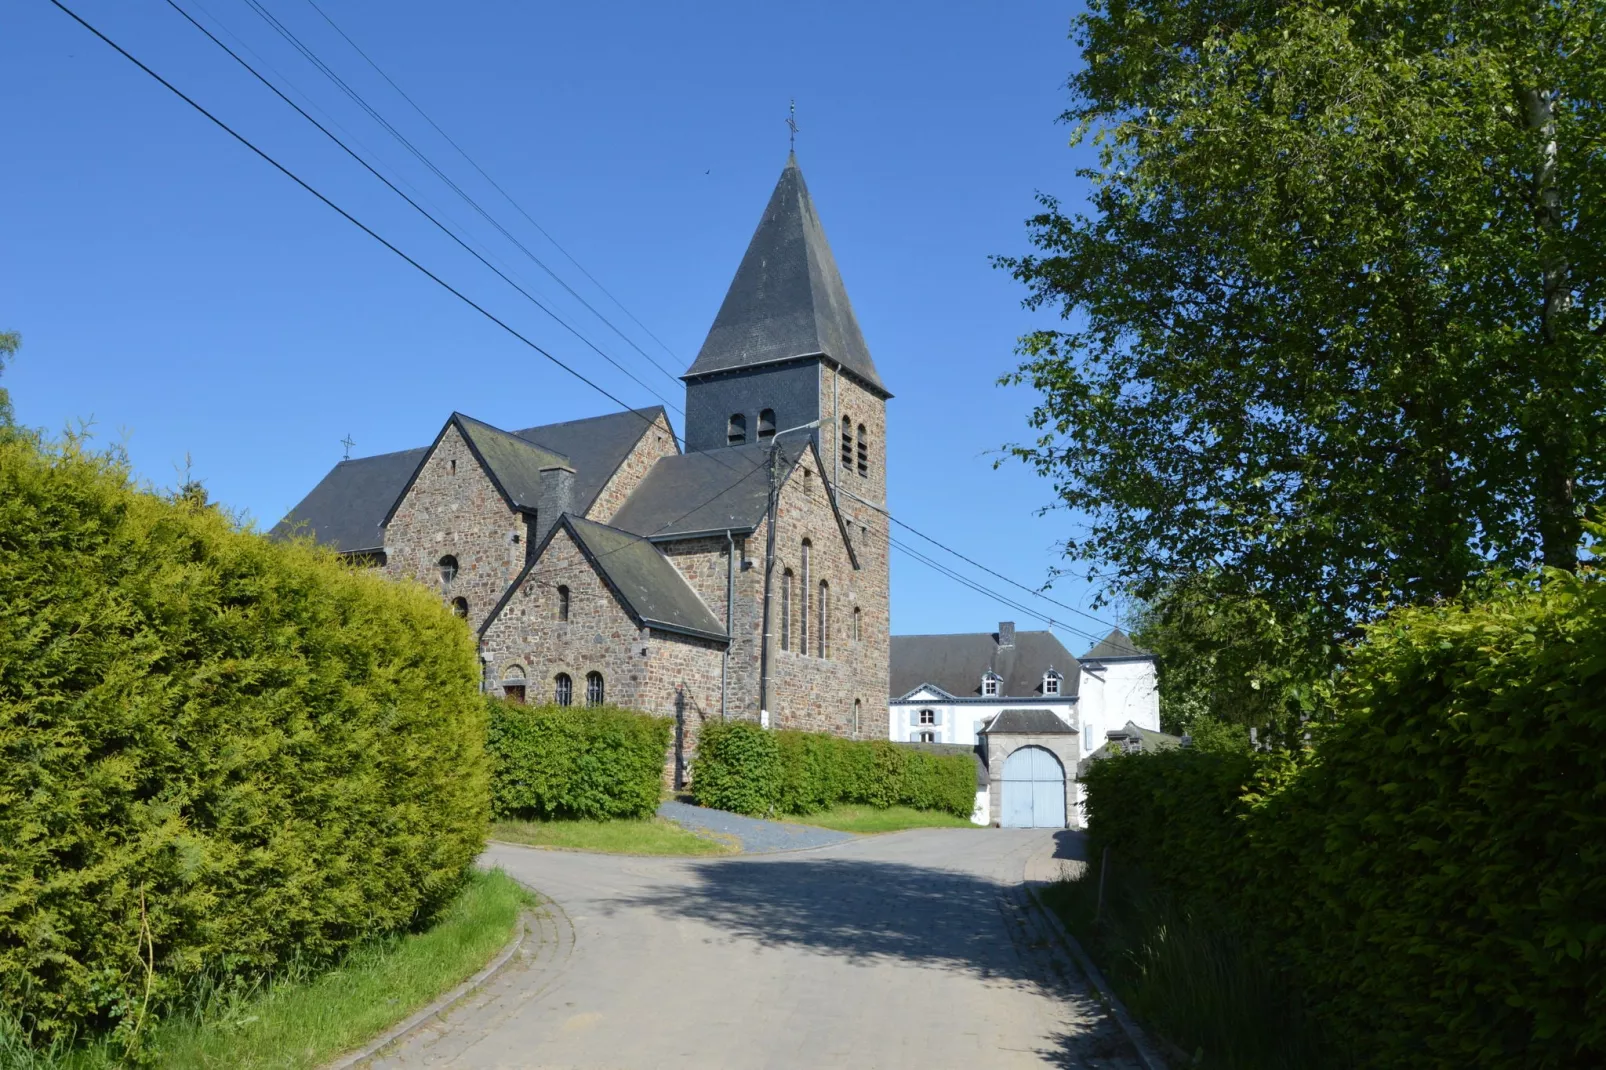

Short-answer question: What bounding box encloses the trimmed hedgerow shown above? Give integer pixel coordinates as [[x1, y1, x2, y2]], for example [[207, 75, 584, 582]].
[[485, 700, 670, 820], [693, 723, 974, 819], [1083, 563, 1606, 1069], [0, 434, 489, 1047]]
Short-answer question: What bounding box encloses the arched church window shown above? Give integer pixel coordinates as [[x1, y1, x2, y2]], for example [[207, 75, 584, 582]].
[[727, 413, 747, 445], [802, 468, 813, 496], [585, 671, 605, 706], [856, 424, 868, 477], [451, 597, 468, 619], [501, 665, 526, 705], [818, 581, 829, 658], [781, 569, 794, 651], [853, 606, 862, 642], [557, 585, 570, 622], [757, 409, 776, 439], [841, 416, 853, 468], [799, 540, 811, 656], [438, 555, 458, 585], [853, 698, 862, 738], [554, 673, 573, 707]]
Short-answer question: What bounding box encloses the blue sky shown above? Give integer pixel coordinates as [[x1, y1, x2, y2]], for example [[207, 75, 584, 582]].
[[2, 0, 1122, 648]]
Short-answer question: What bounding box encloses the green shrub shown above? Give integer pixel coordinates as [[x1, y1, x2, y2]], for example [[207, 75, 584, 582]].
[[0, 435, 489, 1047], [485, 701, 670, 820], [692, 725, 974, 819], [1082, 565, 1606, 1068]]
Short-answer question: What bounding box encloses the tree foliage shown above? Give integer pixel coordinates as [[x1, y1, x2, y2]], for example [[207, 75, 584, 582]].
[[1000, 0, 1606, 640], [0, 330, 19, 426]]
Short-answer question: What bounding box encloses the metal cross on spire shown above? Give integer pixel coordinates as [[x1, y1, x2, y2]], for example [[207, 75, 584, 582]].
[[786, 99, 799, 154], [340, 433, 355, 461]]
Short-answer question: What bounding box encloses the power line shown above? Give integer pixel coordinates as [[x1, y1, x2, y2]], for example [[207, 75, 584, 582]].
[[298, 0, 687, 376], [166, 0, 679, 416], [240, 0, 686, 391]]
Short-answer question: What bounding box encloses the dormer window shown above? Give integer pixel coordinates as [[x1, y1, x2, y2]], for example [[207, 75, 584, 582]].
[[727, 413, 747, 445], [757, 409, 776, 439], [1044, 670, 1062, 697], [981, 671, 1001, 698]]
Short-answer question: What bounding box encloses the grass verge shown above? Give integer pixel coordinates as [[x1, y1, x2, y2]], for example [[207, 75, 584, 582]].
[[1039, 856, 1331, 1069], [1, 868, 531, 1070], [491, 816, 736, 855], [781, 804, 977, 834]]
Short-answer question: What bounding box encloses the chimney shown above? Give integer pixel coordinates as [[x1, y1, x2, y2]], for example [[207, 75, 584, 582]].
[[998, 621, 1015, 648], [534, 463, 575, 549]]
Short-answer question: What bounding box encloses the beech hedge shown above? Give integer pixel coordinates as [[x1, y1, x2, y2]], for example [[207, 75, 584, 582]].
[[0, 435, 489, 1045], [485, 701, 670, 820], [692, 722, 974, 818], [1083, 565, 1606, 1069]]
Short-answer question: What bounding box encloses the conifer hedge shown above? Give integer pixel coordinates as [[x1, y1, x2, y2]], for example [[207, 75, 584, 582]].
[[1083, 564, 1606, 1068], [0, 434, 489, 1045], [485, 700, 670, 820], [692, 722, 975, 818]]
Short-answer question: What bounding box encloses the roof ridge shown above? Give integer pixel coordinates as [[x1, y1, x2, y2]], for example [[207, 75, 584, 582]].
[[512, 405, 666, 436]]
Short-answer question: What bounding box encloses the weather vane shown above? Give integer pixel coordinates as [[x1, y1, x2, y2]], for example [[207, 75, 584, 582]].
[[787, 99, 799, 153], [341, 433, 355, 461]]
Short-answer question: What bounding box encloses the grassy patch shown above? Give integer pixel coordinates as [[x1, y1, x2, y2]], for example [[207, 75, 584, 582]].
[[1039, 857, 1330, 1069], [1, 868, 531, 1070], [491, 816, 735, 855], [781, 804, 977, 834]]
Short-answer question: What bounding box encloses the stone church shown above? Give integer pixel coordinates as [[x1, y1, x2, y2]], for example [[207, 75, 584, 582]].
[[274, 156, 892, 775]]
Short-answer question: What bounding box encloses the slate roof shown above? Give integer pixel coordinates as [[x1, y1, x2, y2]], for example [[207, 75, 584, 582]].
[[890, 630, 1081, 700], [1081, 722, 1183, 772], [513, 406, 670, 516], [1080, 628, 1152, 660], [609, 438, 810, 540], [272, 407, 663, 555], [559, 516, 727, 641], [683, 156, 888, 396], [270, 446, 427, 555], [983, 709, 1078, 735], [454, 413, 570, 513]]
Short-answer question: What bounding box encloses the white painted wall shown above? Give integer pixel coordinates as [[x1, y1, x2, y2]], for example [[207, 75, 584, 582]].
[[1068, 657, 1159, 824], [888, 693, 1079, 747]]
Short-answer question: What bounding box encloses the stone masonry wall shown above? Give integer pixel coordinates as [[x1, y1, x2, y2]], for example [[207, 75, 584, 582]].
[[383, 422, 525, 635], [587, 411, 679, 523]]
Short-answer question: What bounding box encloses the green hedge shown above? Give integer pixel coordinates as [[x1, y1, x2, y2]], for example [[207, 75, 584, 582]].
[[692, 722, 974, 818], [0, 435, 489, 1046], [485, 701, 670, 820], [1083, 566, 1606, 1068]]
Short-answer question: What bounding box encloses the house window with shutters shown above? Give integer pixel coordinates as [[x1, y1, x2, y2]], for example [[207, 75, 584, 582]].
[[909, 707, 942, 742], [918, 731, 936, 743], [919, 709, 936, 725]]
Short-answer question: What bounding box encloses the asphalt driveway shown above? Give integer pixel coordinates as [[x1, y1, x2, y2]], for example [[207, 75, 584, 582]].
[[367, 829, 1141, 1069]]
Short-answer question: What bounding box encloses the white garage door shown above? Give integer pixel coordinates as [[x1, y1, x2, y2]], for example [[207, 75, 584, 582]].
[[1001, 746, 1065, 828]]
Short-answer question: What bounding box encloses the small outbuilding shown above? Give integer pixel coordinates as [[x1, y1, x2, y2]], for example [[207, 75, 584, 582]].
[[979, 709, 1080, 829]]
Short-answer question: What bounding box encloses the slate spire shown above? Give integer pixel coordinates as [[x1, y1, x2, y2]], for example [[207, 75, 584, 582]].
[[684, 156, 887, 395]]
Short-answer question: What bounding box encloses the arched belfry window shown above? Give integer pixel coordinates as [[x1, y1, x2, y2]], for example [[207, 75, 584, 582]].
[[840, 416, 853, 468], [438, 555, 458, 585], [554, 673, 573, 706], [727, 413, 747, 445], [781, 569, 794, 651], [856, 424, 868, 477], [585, 671, 605, 706], [757, 409, 776, 440], [556, 585, 570, 622]]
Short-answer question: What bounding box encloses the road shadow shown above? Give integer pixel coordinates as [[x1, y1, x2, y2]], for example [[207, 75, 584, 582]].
[[604, 854, 1138, 1067]]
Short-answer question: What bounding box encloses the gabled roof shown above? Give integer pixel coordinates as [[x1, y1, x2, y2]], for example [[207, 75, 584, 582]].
[[608, 438, 788, 538], [513, 406, 671, 516], [493, 515, 726, 642], [683, 156, 888, 397], [1080, 628, 1153, 660], [270, 446, 427, 554], [890, 630, 1080, 700], [452, 413, 570, 513], [982, 709, 1078, 735]]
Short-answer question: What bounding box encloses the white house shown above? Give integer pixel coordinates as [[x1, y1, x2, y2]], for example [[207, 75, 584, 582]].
[[888, 622, 1159, 827]]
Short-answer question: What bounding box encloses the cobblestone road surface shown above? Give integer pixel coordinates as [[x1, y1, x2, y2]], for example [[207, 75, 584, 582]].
[[656, 800, 857, 853], [366, 829, 1142, 1069]]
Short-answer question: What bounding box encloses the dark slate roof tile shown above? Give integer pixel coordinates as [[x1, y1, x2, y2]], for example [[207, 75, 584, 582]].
[[890, 630, 1081, 700], [514, 406, 669, 516], [609, 439, 808, 539], [456, 413, 569, 512], [983, 709, 1077, 735], [1079, 627, 1153, 660], [565, 516, 726, 640], [269, 446, 427, 554]]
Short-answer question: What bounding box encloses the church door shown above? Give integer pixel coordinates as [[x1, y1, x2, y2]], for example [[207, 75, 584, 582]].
[[1000, 746, 1066, 828]]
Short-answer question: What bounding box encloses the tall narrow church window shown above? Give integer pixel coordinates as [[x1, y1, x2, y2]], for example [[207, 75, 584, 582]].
[[781, 569, 794, 651], [799, 540, 811, 656], [853, 606, 862, 642], [802, 468, 813, 496], [757, 409, 776, 439], [856, 424, 868, 477], [841, 416, 853, 469], [554, 673, 573, 707], [727, 413, 747, 445], [853, 698, 862, 738], [451, 597, 468, 619], [818, 581, 829, 658], [438, 555, 458, 585], [585, 671, 605, 706], [557, 585, 570, 622], [449, 458, 456, 476]]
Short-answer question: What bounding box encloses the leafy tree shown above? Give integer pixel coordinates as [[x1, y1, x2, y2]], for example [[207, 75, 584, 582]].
[[0, 331, 18, 426], [999, 0, 1606, 648]]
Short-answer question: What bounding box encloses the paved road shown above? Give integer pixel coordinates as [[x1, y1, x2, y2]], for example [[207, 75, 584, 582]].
[[369, 829, 1140, 1069], [656, 800, 857, 853]]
